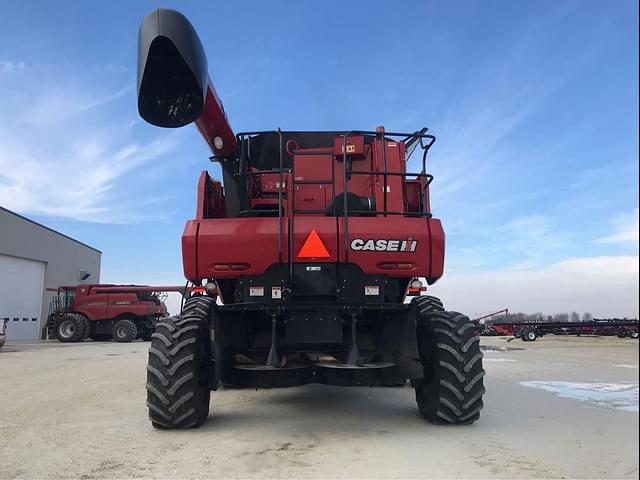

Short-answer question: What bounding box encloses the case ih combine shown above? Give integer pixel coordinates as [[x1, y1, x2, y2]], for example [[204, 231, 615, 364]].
[[47, 285, 183, 342], [138, 8, 485, 429]]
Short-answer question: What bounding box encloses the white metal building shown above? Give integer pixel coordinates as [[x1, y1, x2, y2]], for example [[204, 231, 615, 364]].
[[0, 207, 101, 341]]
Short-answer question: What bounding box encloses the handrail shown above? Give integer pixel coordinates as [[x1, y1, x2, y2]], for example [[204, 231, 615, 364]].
[[277, 129, 284, 264], [342, 131, 354, 262], [235, 128, 437, 267]]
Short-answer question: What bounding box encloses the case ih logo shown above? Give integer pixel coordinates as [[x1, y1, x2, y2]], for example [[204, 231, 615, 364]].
[[350, 237, 417, 252]]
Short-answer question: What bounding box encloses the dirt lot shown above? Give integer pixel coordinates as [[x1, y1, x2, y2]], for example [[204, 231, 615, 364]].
[[0, 336, 638, 479]]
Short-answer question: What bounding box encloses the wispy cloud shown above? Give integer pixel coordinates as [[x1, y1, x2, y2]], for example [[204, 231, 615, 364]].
[[596, 209, 640, 247], [569, 167, 608, 190], [0, 61, 181, 223], [445, 214, 572, 272], [0, 60, 26, 75], [0, 131, 178, 223], [24, 85, 132, 126]]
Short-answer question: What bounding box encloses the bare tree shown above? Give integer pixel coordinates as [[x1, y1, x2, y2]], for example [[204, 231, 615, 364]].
[[570, 311, 580, 323], [582, 312, 593, 322], [553, 313, 569, 322]]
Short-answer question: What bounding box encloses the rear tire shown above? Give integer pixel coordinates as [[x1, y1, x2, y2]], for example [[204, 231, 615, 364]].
[[112, 319, 137, 343], [524, 329, 537, 342], [146, 295, 214, 429], [55, 314, 88, 343], [413, 297, 485, 425]]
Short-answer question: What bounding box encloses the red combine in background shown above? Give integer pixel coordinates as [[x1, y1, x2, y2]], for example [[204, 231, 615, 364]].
[[46, 285, 186, 343], [136, 8, 485, 429]]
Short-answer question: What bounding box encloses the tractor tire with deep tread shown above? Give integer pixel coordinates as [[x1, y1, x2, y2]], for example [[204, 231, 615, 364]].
[[146, 295, 214, 429], [55, 314, 88, 343], [79, 317, 90, 340], [414, 297, 485, 425], [113, 319, 138, 343]]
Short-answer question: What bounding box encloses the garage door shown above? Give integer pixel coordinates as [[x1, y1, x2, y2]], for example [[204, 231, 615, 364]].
[[0, 254, 45, 341]]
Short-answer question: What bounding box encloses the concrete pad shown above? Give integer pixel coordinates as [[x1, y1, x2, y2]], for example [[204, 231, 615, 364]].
[[0, 336, 637, 478]]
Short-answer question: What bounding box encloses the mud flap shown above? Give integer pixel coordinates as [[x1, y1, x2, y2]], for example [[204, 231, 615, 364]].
[[378, 306, 423, 381]]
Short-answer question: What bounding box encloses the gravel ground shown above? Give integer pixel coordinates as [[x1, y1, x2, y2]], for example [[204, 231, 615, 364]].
[[0, 336, 638, 479]]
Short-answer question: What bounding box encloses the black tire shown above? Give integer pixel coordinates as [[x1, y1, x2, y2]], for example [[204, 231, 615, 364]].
[[414, 298, 485, 425], [139, 331, 153, 342], [55, 314, 88, 343], [89, 333, 113, 341], [80, 318, 90, 340], [146, 295, 214, 429], [617, 327, 629, 339], [414, 295, 444, 317], [112, 319, 138, 343], [524, 329, 537, 342]]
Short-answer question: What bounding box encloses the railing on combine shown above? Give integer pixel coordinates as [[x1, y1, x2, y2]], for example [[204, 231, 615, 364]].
[[230, 129, 437, 266], [48, 291, 73, 316]]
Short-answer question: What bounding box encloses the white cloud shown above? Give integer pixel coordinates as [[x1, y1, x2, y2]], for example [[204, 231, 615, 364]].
[[24, 85, 132, 126], [0, 62, 181, 223], [428, 255, 639, 318], [0, 128, 178, 223], [570, 167, 607, 189], [0, 60, 25, 75], [596, 209, 639, 246], [445, 214, 572, 272]]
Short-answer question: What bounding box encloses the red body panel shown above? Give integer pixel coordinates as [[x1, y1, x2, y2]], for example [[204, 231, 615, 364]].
[[185, 218, 289, 279], [341, 217, 444, 278], [292, 217, 338, 263], [195, 77, 237, 157], [196, 171, 226, 219], [183, 216, 444, 280]]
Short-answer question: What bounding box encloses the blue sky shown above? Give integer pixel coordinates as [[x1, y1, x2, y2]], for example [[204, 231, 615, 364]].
[[1, 0, 638, 316]]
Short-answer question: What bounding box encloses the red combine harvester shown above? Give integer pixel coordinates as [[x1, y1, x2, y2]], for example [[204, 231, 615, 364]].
[[46, 284, 184, 343], [137, 9, 485, 429]]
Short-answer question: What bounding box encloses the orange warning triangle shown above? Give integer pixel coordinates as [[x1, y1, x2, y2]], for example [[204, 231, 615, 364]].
[[298, 229, 330, 258]]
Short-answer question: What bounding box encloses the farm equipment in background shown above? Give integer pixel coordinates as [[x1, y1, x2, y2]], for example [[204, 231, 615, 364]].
[[0, 318, 7, 349], [483, 319, 639, 341], [474, 309, 509, 335], [136, 8, 485, 429], [46, 284, 186, 343]]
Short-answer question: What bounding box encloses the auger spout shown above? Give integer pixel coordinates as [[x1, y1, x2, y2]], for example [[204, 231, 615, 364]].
[[137, 8, 236, 157]]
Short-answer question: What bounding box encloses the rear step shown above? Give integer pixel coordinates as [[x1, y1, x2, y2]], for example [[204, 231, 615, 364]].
[[231, 362, 396, 388]]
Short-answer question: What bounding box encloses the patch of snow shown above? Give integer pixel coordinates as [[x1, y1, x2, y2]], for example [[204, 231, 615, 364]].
[[520, 381, 639, 412], [484, 358, 517, 362], [615, 364, 639, 369]]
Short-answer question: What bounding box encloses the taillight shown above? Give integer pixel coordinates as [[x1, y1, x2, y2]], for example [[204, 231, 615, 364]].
[[407, 278, 426, 296], [377, 262, 415, 270], [213, 263, 249, 271]]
